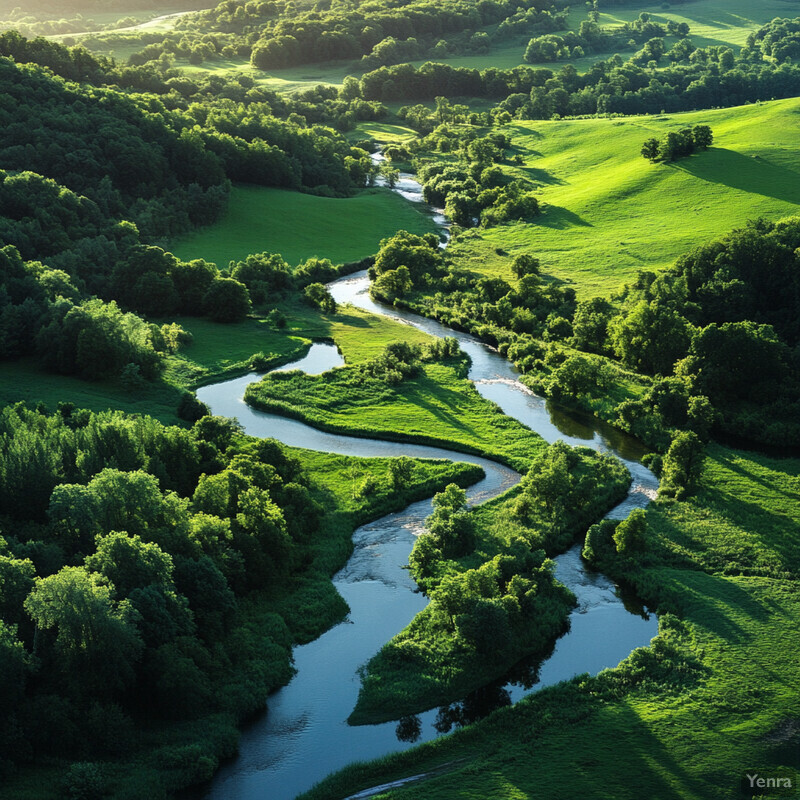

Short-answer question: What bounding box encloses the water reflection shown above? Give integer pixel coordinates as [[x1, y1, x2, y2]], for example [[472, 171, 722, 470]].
[[434, 684, 513, 735], [395, 715, 422, 743], [271, 342, 344, 375]]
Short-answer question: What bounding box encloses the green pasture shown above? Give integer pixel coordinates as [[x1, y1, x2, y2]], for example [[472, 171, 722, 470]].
[[246, 361, 546, 470], [170, 184, 437, 269], [646, 444, 800, 579], [173, 57, 358, 92], [453, 98, 800, 297], [599, 0, 795, 51]]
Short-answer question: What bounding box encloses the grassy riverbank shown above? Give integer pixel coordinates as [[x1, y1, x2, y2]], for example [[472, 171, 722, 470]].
[[245, 360, 546, 471], [0, 300, 434, 426], [299, 443, 800, 800]]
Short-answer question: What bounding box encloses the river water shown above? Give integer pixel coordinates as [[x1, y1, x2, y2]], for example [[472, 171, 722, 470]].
[[194, 168, 659, 800], [196, 319, 658, 800]]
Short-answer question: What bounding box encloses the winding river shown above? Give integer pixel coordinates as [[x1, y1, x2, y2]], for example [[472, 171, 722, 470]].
[[194, 173, 660, 800]]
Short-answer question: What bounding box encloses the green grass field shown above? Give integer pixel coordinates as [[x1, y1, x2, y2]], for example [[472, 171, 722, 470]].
[[246, 361, 546, 470], [351, 122, 419, 144], [0, 324, 309, 426], [300, 444, 800, 800], [175, 57, 357, 93], [451, 97, 800, 297], [280, 300, 436, 362], [170, 184, 438, 268], [0, 359, 188, 424], [599, 0, 795, 51]]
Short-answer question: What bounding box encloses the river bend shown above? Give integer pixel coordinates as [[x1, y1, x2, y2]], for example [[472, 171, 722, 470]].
[[195, 275, 659, 799]]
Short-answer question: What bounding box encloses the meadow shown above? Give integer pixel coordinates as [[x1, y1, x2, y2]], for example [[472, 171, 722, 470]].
[[245, 361, 547, 470], [450, 98, 800, 297], [300, 444, 800, 800], [598, 0, 796, 51], [170, 184, 437, 269]]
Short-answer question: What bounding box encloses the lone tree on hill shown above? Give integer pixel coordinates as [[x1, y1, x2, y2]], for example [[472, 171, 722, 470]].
[[641, 125, 713, 163], [641, 138, 660, 162], [692, 124, 713, 149]]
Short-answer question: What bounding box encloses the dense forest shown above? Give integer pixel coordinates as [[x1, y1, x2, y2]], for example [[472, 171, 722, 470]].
[[0, 406, 304, 785], [0, 35, 387, 390]]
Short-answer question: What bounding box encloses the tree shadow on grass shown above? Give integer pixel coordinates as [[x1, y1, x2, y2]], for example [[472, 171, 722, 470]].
[[539, 204, 593, 229], [700, 486, 800, 577], [519, 165, 566, 186], [671, 148, 800, 207], [400, 378, 482, 442], [432, 691, 715, 800], [711, 445, 800, 502], [333, 311, 371, 329], [657, 569, 771, 645]]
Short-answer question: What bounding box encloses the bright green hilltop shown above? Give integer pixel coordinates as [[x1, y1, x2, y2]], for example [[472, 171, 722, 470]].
[[452, 98, 800, 297]]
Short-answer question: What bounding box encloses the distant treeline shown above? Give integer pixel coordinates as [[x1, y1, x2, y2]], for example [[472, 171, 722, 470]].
[[200, 0, 566, 69], [350, 18, 800, 120], [0, 29, 385, 133], [63, 0, 569, 71]]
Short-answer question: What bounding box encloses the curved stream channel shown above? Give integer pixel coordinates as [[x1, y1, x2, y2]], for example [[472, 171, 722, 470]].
[[195, 170, 659, 799]]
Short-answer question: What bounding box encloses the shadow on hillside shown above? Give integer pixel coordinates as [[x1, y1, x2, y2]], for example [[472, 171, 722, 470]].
[[539, 204, 592, 229], [520, 165, 565, 187], [658, 569, 770, 644], [672, 148, 800, 207], [334, 311, 370, 329], [452, 695, 711, 799]]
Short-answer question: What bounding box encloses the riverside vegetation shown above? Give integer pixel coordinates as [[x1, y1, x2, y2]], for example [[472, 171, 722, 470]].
[[1, 1, 800, 798]]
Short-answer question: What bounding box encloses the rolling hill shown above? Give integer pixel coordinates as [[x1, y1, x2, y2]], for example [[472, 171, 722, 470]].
[[451, 97, 800, 296]]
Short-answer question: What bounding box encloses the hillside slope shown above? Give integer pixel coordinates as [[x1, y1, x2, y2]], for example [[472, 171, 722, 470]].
[[453, 98, 800, 296]]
